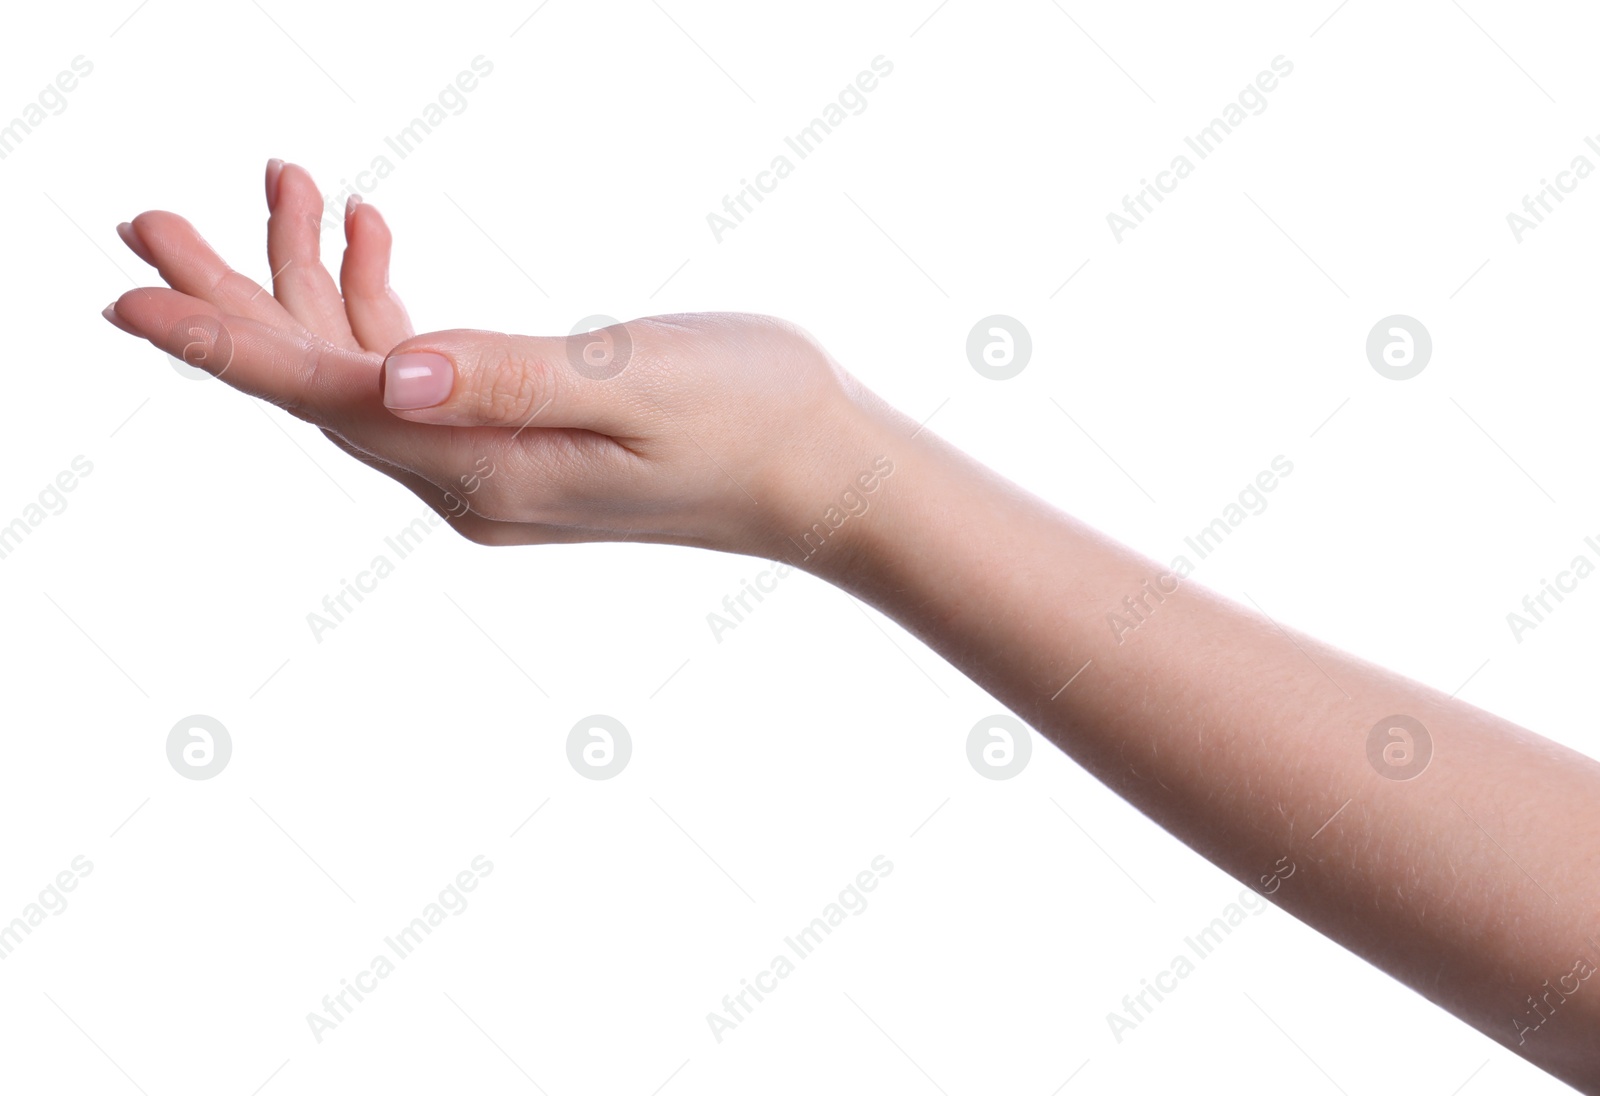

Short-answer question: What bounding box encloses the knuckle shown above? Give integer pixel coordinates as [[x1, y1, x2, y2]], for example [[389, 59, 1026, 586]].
[[286, 334, 333, 416], [472, 337, 550, 423]]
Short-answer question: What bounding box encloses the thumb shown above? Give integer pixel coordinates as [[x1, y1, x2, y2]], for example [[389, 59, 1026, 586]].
[[381, 323, 636, 431]]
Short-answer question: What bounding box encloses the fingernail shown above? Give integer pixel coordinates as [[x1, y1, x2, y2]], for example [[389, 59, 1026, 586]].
[[101, 302, 136, 335], [345, 193, 362, 220], [383, 352, 454, 409], [116, 221, 155, 265], [265, 158, 285, 211]]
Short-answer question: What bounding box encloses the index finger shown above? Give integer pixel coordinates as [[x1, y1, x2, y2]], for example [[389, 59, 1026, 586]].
[[109, 287, 380, 422]]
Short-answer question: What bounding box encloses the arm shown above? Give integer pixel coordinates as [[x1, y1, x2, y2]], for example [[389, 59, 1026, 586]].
[[810, 397, 1600, 1088], [106, 159, 1600, 1091]]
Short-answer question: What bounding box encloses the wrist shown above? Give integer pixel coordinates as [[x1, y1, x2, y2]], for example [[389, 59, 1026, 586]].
[[783, 381, 984, 600], [762, 386, 913, 585]]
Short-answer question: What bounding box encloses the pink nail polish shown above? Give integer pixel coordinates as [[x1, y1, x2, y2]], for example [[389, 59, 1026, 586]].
[[116, 222, 155, 266], [101, 303, 136, 335], [266, 158, 285, 211], [384, 352, 454, 409]]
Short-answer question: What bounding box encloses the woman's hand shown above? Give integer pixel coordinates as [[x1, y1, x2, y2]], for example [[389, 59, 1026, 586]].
[[103, 160, 897, 565]]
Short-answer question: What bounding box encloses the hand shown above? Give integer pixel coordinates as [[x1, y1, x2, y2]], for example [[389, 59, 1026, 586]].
[[104, 160, 897, 564]]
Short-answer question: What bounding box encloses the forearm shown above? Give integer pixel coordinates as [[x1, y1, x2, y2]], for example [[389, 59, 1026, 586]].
[[806, 397, 1600, 1087]]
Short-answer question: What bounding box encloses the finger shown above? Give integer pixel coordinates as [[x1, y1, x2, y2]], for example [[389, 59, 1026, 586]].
[[105, 286, 627, 523], [105, 288, 549, 494], [123, 211, 292, 328], [266, 157, 284, 210], [116, 222, 155, 266], [105, 288, 634, 538], [380, 326, 639, 434], [339, 197, 414, 354], [109, 287, 379, 420], [101, 301, 140, 335], [267, 161, 359, 349]]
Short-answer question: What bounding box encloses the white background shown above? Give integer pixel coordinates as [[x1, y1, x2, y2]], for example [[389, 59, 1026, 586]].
[[2, 1, 1596, 1092]]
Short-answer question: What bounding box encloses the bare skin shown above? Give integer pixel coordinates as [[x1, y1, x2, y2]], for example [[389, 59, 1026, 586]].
[[105, 160, 1600, 1090]]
